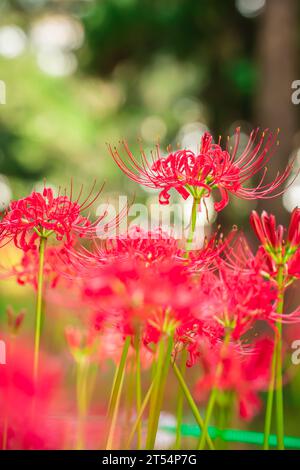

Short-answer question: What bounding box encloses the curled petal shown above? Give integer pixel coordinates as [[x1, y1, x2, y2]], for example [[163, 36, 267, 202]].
[[175, 185, 190, 200], [159, 188, 171, 205], [214, 187, 229, 212]]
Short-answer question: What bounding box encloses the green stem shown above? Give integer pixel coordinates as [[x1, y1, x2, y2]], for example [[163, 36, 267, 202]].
[[263, 264, 285, 450], [215, 397, 226, 450], [124, 356, 135, 431], [275, 321, 284, 450], [126, 380, 155, 449], [146, 335, 173, 450], [107, 336, 131, 416], [106, 335, 131, 450], [174, 350, 187, 449], [172, 362, 214, 450], [135, 338, 142, 449], [198, 387, 218, 450], [186, 197, 200, 252], [263, 341, 277, 450], [108, 359, 119, 413], [33, 236, 47, 380], [276, 264, 285, 450], [198, 330, 231, 450], [122, 355, 135, 448], [106, 364, 126, 450], [146, 340, 165, 449]]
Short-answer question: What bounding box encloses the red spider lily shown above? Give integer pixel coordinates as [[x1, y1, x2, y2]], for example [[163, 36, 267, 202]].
[[176, 318, 224, 367], [192, 266, 277, 341], [186, 226, 237, 273], [6, 306, 26, 335], [287, 250, 300, 278], [249, 246, 300, 295], [250, 210, 284, 254], [65, 326, 96, 350], [76, 226, 182, 268], [221, 231, 277, 280], [0, 184, 104, 251], [220, 232, 258, 273], [250, 209, 300, 277], [76, 229, 240, 346], [110, 128, 292, 211], [287, 207, 300, 245], [195, 338, 274, 420], [0, 338, 64, 449], [107, 226, 182, 263], [12, 244, 75, 289], [65, 325, 100, 363], [222, 232, 300, 326], [70, 225, 232, 281], [251, 208, 300, 256], [81, 257, 201, 343], [0, 223, 6, 245]]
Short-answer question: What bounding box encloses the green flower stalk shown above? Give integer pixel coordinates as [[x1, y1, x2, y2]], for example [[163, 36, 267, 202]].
[[33, 234, 47, 380], [106, 335, 131, 450], [250, 209, 300, 450], [65, 326, 98, 450]]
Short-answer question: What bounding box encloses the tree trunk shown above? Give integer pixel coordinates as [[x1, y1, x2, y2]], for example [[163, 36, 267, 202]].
[[255, 0, 298, 219]]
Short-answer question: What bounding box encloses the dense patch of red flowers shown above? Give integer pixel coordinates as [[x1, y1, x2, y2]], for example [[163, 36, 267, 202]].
[[0, 129, 299, 450]]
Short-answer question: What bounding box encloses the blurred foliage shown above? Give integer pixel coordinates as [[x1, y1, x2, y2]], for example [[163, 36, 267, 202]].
[[0, 0, 258, 200], [82, 0, 256, 125]]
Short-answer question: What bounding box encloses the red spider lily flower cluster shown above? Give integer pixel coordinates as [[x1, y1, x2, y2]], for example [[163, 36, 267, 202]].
[[0, 339, 64, 450], [110, 128, 292, 211], [65, 325, 101, 364], [195, 338, 274, 421], [12, 245, 72, 289], [0, 184, 103, 251], [74, 226, 237, 344], [84, 258, 199, 340], [82, 226, 183, 266], [1, 128, 300, 450], [191, 266, 277, 341], [250, 209, 300, 282]]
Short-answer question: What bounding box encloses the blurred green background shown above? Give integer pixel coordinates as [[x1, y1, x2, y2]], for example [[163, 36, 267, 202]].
[[1, 0, 300, 445], [0, 0, 299, 223]]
